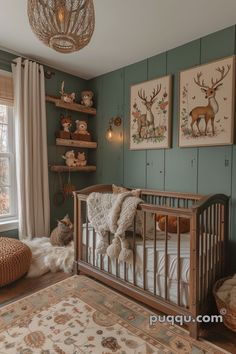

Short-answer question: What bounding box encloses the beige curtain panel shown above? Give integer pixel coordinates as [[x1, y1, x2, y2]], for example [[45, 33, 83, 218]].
[[12, 58, 50, 239], [0, 73, 14, 105]]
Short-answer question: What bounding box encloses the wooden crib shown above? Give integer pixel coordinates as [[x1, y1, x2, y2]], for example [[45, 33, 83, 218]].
[[73, 184, 229, 339]]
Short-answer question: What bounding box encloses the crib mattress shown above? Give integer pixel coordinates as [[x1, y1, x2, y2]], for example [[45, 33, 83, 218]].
[[82, 224, 190, 306]]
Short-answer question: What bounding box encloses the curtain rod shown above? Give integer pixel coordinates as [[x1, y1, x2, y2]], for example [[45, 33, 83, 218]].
[[11, 59, 55, 79]]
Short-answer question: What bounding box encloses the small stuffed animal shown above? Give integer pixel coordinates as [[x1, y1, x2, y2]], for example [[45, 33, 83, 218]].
[[62, 150, 77, 167], [75, 120, 90, 135], [156, 214, 190, 234], [76, 152, 87, 167], [60, 81, 76, 103], [50, 214, 73, 246], [81, 90, 94, 107], [60, 114, 72, 132]]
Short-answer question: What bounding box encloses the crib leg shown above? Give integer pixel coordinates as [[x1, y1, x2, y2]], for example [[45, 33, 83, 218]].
[[189, 321, 199, 339], [73, 261, 79, 275]]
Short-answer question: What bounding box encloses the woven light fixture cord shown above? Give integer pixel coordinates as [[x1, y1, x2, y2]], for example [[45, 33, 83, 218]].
[[27, 0, 95, 53]]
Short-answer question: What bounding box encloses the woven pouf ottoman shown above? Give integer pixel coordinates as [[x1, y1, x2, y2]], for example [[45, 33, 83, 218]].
[[0, 237, 32, 287]]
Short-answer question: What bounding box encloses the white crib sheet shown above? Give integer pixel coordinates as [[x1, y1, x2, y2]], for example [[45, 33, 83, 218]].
[[82, 224, 190, 307]]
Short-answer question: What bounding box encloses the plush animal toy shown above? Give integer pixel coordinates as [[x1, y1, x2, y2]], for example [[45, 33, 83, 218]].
[[81, 90, 94, 107], [75, 120, 90, 135], [60, 114, 72, 132], [62, 150, 77, 167], [60, 81, 76, 103], [76, 152, 87, 167], [156, 214, 190, 234]]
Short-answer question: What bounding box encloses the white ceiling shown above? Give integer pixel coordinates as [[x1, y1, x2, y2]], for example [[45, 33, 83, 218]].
[[0, 0, 236, 80]]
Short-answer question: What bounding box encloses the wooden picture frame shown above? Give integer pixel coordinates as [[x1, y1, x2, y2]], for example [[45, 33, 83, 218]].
[[179, 55, 235, 148], [129, 75, 172, 150]]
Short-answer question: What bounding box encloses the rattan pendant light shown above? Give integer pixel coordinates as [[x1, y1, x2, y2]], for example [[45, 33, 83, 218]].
[[27, 0, 95, 53]]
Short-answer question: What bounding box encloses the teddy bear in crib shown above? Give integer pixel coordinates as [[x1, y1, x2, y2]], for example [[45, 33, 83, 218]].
[[62, 150, 77, 167], [81, 90, 94, 107], [76, 152, 87, 167], [156, 214, 190, 234]]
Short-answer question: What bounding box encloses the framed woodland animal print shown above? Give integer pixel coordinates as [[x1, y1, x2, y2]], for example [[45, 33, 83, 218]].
[[179, 55, 235, 147], [130, 75, 172, 150]]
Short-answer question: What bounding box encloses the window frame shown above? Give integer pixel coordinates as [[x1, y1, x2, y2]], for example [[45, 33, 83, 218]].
[[0, 103, 18, 231]]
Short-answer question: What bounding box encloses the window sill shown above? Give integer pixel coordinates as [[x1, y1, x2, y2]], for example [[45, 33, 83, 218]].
[[0, 219, 18, 232]]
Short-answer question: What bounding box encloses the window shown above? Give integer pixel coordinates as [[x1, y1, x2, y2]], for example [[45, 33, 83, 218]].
[[0, 103, 18, 230]]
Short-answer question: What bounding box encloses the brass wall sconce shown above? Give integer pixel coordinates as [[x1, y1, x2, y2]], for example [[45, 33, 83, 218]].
[[106, 116, 122, 141]]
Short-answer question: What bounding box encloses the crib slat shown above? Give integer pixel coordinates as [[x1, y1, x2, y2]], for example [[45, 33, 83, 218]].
[[177, 216, 181, 306], [100, 254, 103, 270], [216, 204, 220, 278], [200, 212, 204, 304], [218, 204, 222, 277], [124, 260, 127, 282], [92, 228, 95, 267], [143, 211, 146, 290], [164, 215, 168, 300], [153, 214, 157, 296], [85, 208, 89, 263], [116, 259, 119, 277], [133, 216, 136, 286], [108, 232, 111, 273], [209, 205, 212, 290], [205, 208, 208, 298], [212, 204, 216, 282]]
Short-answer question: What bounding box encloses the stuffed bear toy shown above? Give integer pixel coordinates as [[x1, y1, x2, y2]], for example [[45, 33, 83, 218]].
[[76, 152, 87, 167], [156, 214, 190, 234], [62, 150, 77, 167], [81, 90, 94, 107], [75, 120, 90, 135]]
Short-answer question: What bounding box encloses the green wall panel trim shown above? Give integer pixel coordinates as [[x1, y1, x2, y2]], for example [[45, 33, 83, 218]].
[[0, 50, 16, 72], [146, 52, 167, 189], [0, 229, 18, 239], [98, 69, 124, 184], [146, 150, 165, 190], [124, 60, 147, 188], [164, 40, 200, 193], [197, 26, 235, 198], [198, 147, 232, 195], [200, 25, 235, 64], [165, 149, 198, 193]]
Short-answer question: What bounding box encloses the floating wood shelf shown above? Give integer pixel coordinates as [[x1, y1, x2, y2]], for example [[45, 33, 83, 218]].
[[56, 138, 97, 149], [46, 95, 96, 115], [50, 165, 96, 172]]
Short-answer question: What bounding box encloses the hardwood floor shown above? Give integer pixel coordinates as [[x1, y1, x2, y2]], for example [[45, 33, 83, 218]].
[[0, 272, 235, 353], [0, 272, 70, 307]]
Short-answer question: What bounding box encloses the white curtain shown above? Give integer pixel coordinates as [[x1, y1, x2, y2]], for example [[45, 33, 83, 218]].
[[12, 58, 50, 239]]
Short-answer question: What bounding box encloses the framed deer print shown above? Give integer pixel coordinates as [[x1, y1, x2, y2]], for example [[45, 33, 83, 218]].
[[130, 75, 172, 150], [179, 55, 235, 147]]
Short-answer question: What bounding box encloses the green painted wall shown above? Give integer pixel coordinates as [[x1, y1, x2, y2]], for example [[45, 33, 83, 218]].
[[88, 25, 236, 271], [0, 49, 94, 236]]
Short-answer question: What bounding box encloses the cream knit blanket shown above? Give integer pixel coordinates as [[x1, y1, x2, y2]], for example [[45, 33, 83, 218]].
[[87, 191, 142, 264]]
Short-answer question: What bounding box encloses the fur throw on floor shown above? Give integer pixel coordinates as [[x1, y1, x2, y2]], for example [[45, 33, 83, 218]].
[[22, 237, 74, 277], [87, 191, 142, 264]]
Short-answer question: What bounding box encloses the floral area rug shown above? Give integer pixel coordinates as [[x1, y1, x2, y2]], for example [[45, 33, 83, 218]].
[[0, 275, 227, 354]]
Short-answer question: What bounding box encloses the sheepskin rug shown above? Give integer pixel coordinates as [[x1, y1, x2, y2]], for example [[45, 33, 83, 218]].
[[23, 237, 74, 277]]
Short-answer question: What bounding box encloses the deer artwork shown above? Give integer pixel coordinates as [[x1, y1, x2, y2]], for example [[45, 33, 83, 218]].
[[190, 65, 231, 136], [132, 103, 148, 138], [136, 85, 161, 137]]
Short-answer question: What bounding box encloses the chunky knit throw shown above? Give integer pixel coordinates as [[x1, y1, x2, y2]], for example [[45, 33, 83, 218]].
[[87, 192, 142, 264]]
